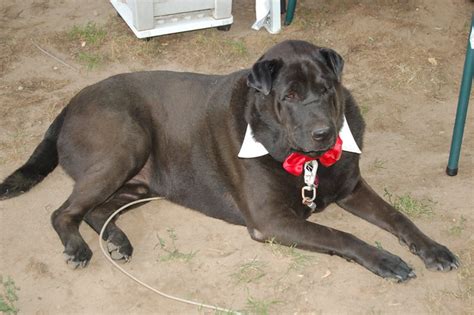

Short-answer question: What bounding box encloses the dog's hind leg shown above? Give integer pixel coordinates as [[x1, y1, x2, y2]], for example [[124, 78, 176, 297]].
[[50, 96, 153, 267], [336, 177, 460, 271], [51, 163, 135, 268], [83, 180, 152, 261]]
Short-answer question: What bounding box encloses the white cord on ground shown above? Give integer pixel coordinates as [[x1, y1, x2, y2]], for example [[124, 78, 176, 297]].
[[99, 197, 240, 314]]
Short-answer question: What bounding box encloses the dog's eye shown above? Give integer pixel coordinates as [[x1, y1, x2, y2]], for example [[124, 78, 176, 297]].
[[283, 91, 298, 101], [320, 86, 328, 94]]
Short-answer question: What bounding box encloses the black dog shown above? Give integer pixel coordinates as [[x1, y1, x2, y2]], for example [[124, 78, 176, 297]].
[[0, 40, 458, 281]]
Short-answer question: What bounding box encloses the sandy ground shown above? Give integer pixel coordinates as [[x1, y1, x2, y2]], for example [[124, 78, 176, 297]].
[[0, 0, 473, 314]]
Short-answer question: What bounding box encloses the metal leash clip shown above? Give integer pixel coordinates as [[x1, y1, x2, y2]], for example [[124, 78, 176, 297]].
[[304, 160, 318, 186], [301, 160, 318, 211], [301, 185, 316, 211]]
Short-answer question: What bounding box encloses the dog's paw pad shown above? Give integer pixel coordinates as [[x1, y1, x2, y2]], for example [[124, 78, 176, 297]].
[[392, 266, 416, 283], [371, 250, 415, 282], [107, 240, 132, 262], [63, 253, 90, 269], [62, 241, 92, 269], [451, 261, 460, 269], [420, 243, 459, 272]]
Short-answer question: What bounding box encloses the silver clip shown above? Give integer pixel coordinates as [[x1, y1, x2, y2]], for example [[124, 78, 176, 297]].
[[302, 160, 318, 211], [301, 185, 317, 211], [301, 185, 316, 203], [304, 160, 318, 186]]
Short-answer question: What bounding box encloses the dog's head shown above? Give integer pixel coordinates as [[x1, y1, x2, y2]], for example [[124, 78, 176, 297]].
[[246, 40, 345, 162]]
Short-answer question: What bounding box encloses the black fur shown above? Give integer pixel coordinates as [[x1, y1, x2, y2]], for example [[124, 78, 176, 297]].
[[247, 59, 283, 95], [0, 109, 66, 199], [0, 40, 459, 279]]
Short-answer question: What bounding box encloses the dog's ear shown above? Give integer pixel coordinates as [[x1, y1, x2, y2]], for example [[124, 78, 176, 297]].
[[319, 48, 344, 82], [247, 59, 283, 95]]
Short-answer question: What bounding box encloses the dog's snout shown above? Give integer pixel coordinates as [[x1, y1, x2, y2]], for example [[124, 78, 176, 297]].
[[311, 127, 331, 141]]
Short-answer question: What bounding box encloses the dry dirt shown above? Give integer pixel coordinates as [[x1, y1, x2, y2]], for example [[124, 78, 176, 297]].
[[0, 0, 473, 314]]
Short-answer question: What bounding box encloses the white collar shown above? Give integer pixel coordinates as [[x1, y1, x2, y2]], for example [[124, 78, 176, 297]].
[[238, 115, 361, 158]]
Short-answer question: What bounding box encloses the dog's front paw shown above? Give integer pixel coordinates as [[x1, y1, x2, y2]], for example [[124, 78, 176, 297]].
[[63, 240, 93, 269], [368, 250, 416, 282], [417, 242, 460, 271]]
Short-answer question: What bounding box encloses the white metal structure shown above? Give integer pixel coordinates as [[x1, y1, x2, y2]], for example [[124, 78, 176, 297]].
[[252, 0, 281, 34], [110, 0, 233, 39]]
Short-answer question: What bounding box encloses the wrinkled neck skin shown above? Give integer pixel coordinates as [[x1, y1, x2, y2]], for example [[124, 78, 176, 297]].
[[332, 83, 346, 138], [244, 90, 290, 162], [244, 88, 346, 163]]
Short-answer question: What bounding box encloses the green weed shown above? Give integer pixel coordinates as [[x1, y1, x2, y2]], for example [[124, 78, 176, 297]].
[[265, 238, 313, 271], [194, 32, 248, 59], [232, 258, 266, 284], [448, 216, 466, 236], [372, 158, 386, 169], [384, 188, 434, 218], [375, 241, 384, 250], [77, 52, 103, 70], [0, 276, 19, 315], [68, 22, 106, 45], [223, 39, 248, 56], [155, 228, 197, 263], [213, 309, 239, 315], [245, 297, 280, 315], [360, 104, 370, 116]]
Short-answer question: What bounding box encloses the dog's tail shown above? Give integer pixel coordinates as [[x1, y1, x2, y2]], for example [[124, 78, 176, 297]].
[[0, 108, 67, 200]]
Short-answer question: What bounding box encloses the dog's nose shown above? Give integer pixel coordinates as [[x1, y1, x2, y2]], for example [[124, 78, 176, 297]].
[[312, 127, 331, 141]]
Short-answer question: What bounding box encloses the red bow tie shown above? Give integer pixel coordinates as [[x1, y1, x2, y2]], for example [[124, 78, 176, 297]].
[[282, 136, 343, 176]]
